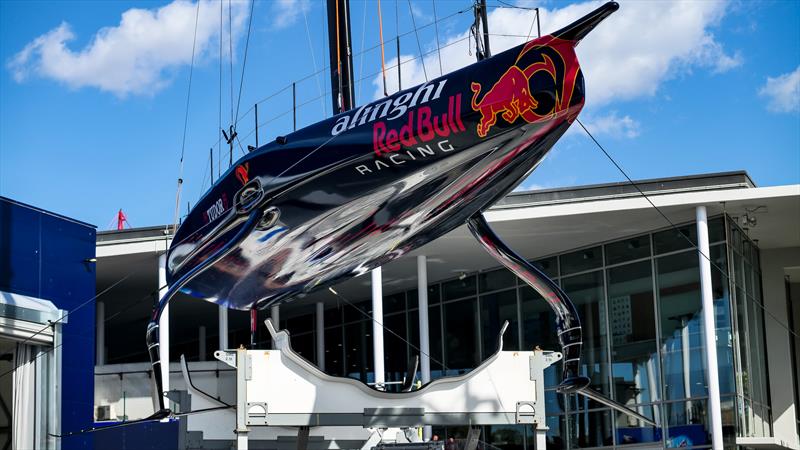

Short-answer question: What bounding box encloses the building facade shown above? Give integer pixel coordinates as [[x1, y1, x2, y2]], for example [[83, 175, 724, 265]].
[[92, 172, 800, 449]]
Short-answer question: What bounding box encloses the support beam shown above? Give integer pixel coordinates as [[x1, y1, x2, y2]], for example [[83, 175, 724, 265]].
[[316, 302, 326, 371], [219, 306, 229, 350], [96, 301, 105, 366], [417, 255, 432, 441], [372, 268, 385, 390], [696, 206, 723, 450], [158, 254, 170, 410]]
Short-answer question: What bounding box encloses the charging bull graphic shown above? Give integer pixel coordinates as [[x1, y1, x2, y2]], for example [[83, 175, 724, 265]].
[[470, 37, 583, 138]]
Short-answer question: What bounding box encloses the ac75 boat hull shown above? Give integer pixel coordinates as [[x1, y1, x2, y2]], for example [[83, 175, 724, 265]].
[[146, 3, 650, 424], [168, 35, 586, 310]]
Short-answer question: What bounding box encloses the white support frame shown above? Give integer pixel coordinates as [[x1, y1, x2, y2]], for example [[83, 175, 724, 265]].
[[211, 320, 557, 450]]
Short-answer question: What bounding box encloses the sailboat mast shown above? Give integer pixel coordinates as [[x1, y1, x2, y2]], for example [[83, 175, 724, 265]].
[[326, 0, 356, 114]]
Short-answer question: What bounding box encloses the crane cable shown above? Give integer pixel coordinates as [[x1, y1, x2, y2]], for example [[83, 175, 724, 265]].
[[171, 0, 201, 234]]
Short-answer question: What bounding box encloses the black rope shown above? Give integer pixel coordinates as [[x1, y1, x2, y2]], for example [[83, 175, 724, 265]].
[[576, 119, 799, 340]]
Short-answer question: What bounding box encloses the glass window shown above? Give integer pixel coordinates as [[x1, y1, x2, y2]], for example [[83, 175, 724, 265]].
[[653, 224, 696, 255], [607, 261, 661, 406], [487, 425, 525, 450], [533, 256, 558, 278], [324, 305, 342, 327], [384, 292, 406, 314], [384, 312, 408, 378], [709, 216, 725, 243], [286, 313, 313, 334], [407, 285, 440, 308], [292, 332, 314, 363], [443, 275, 476, 301], [480, 290, 519, 354], [615, 406, 661, 446], [566, 409, 614, 448], [656, 251, 707, 401], [443, 299, 480, 373], [428, 303, 444, 377], [344, 300, 371, 323], [479, 268, 516, 293], [561, 271, 610, 401], [605, 234, 651, 266], [560, 246, 602, 276], [344, 321, 372, 382], [665, 399, 710, 447], [710, 244, 736, 395], [325, 327, 344, 376]]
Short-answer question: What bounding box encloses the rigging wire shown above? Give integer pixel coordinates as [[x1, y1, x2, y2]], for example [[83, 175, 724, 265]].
[[233, 0, 256, 129], [171, 0, 201, 235], [228, 0, 234, 129], [575, 119, 799, 340], [356, 0, 369, 103], [377, 0, 389, 97], [407, 0, 428, 81], [302, 6, 327, 116], [431, 0, 444, 77]]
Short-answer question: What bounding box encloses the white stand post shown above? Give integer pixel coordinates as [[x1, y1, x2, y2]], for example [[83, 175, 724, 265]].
[[158, 254, 170, 412], [219, 306, 229, 350], [417, 255, 432, 441], [96, 301, 105, 366], [271, 305, 280, 329], [696, 206, 723, 450], [316, 302, 326, 371], [372, 268, 385, 390]]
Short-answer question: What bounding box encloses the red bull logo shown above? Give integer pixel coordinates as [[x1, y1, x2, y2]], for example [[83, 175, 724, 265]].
[[470, 37, 582, 138], [235, 162, 250, 185]]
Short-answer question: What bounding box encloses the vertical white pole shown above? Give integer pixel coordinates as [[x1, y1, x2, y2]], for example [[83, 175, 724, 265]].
[[96, 301, 105, 366], [219, 306, 229, 350], [199, 326, 207, 361], [316, 302, 326, 371], [696, 206, 723, 450], [158, 254, 170, 410], [372, 268, 385, 390], [417, 255, 432, 440]]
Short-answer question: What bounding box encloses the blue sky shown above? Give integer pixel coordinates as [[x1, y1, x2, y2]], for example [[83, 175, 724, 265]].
[[1, 0, 798, 229]]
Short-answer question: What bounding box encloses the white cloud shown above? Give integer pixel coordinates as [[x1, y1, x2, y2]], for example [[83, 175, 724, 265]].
[[271, 0, 311, 30], [582, 111, 641, 139], [7, 0, 248, 97], [758, 66, 800, 113], [372, 0, 741, 109]]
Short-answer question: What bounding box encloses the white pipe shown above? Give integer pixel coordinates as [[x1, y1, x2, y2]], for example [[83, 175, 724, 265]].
[[417, 255, 432, 440], [371, 268, 385, 390], [199, 326, 206, 361], [158, 253, 170, 411], [219, 306, 228, 350], [96, 301, 105, 366], [316, 302, 325, 371], [696, 205, 723, 450]]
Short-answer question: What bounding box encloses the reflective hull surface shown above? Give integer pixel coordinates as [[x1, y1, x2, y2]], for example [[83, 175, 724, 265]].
[[169, 35, 587, 311]]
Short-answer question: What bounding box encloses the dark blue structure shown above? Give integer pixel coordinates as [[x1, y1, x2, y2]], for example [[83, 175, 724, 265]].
[[0, 196, 96, 450]]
